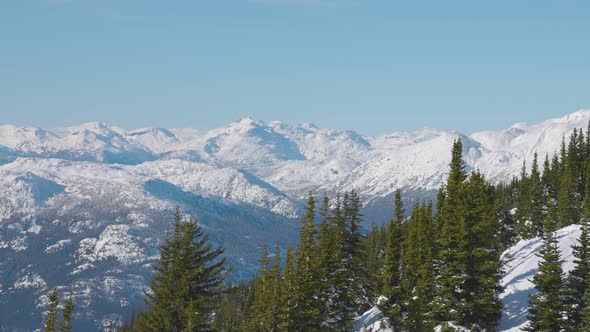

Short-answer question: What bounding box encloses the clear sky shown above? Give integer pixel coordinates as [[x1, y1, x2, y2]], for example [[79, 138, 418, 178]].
[[1, 0, 589, 135]]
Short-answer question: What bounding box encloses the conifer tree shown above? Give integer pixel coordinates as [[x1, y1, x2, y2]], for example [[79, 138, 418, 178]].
[[432, 140, 503, 330], [462, 171, 503, 330], [344, 190, 367, 309], [246, 245, 272, 331], [496, 183, 517, 250], [529, 152, 546, 237], [364, 224, 386, 300], [140, 209, 226, 332], [292, 193, 323, 331], [268, 245, 283, 331], [279, 247, 296, 332], [380, 190, 405, 330], [59, 296, 75, 332], [432, 139, 469, 326], [564, 178, 590, 330], [558, 130, 582, 228], [45, 289, 59, 332], [525, 219, 566, 332], [402, 201, 436, 331], [516, 160, 533, 237]]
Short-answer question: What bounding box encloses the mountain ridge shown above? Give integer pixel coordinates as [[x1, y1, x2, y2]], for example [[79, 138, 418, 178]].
[[1, 109, 590, 330]]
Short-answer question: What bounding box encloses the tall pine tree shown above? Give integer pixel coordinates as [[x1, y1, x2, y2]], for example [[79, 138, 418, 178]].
[[140, 209, 226, 332], [525, 219, 566, 332]]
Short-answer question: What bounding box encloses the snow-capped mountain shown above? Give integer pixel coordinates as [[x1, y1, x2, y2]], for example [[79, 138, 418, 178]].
[[1, 110, 590, 330]]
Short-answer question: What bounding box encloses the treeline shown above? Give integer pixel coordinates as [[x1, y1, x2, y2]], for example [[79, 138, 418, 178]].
[[507, 123, 590, 240], [214, 191, 369, 331]]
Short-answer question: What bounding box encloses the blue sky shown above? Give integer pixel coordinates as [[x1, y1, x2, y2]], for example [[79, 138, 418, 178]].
[[1, 0, 589, 135]]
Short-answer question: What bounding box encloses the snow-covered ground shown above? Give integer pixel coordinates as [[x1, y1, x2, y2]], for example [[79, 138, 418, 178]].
[[354, 225, 582, 332]]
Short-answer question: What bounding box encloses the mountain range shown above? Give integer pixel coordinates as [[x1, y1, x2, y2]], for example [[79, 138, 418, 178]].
[[1, 110, 590, 330]]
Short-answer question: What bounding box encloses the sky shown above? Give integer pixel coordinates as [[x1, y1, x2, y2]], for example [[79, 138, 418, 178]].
[[1, 0, 589, 135]]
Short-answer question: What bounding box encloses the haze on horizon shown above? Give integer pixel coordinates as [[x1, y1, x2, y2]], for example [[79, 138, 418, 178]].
[[1, 0, 589, 135]]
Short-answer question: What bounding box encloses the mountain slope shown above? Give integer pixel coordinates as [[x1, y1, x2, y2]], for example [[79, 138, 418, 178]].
[[354, 224, 582, 332]]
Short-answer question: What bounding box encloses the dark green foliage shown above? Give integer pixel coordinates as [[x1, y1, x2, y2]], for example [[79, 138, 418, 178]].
[[402, 201, 436, 331], [462, 171, 504, 330], [44, 289, 76, 332], [364, 223, 386, 301], [525, 220, 566, 332], [430, 139, 504, 330], [213, 282, 255, 332], [291, 193, 324, 331], [380, 190, 406, 330], [564, 178, 590, 331], [139, 209, 226, 332], [278, 247, 296, 331], [45, 289, 59, 332], [432, 139, 470, 325], [60, 297, 75, 332]]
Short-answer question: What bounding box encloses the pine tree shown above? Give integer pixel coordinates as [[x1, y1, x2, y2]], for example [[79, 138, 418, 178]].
[[564, 178, 590, 330], [402, 201, 436, 331], [380, 190, 405, 330], [59, 296, 75, 332], [558, 130, 582, 228], [529, 152, 546, 237], [45, 289, 59, 332], [462, 171, 503, 330], [496, 183, 517, 250], [269, 244, 283, 331], [516, 160, 533, 238], [140, 209, 226, 332], [278, 247, 296, 332], [344, 190, 367, 311], [364, 224, 386, 300], [432, 139, 469, 326], [525, 219, 566, 332], [247, 245, 272, 331], [292, 193, 323, 331]]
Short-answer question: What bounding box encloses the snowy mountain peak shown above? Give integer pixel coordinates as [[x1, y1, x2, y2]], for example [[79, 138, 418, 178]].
[[228, 116, 264, 131], [69, 121, 124, 136]]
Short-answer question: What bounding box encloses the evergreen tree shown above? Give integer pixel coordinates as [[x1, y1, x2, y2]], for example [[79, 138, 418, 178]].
[[45, 289, 59, 332], [525, 219, 566, 332], [268, 245, 283, 331], [462, 171, 503, 330], [380, 190, 405, 330], [364, 224, 386, 300], [496, 183, 517, 250], [246, 245, 272, 331], [292, 193, 323, 331], [213, 282, 255, 332], [432, 140, 503, 330], [140, 209, 226, 332], [432, 139, 469, 326], [402, 202, 436, 331], [564, 178, 590, 331], [344, 190, 367, 310], [279, 247, 296, 332], [516, 160, 533, 238], [558, 131, 582, 228], [59, 296, 75, 332], [529, 152, 546, 237]]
